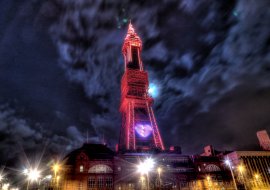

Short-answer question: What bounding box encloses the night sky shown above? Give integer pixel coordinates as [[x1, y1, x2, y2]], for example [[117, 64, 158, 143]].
[[0, 0, 270, 166]]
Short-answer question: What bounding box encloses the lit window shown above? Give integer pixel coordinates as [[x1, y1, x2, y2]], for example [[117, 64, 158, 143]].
[[88, 177, 95, 189], [80, 165, 84, 172], [79, 181, 83, 190], [105, 177, 113, 188], [205, 164, 221, 172], [98, 176, 104, 188], [88, 164, 113, 173]]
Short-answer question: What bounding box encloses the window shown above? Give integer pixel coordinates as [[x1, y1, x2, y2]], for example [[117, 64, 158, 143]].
[[127, 46, 140, 70], [205, 164, 221, 172], [97, 177, 104, 188], [88, 164, 113, 173], [79, 181, 83, 190], [105, 177, 113, 188], [88, 177, 95, 189], [80, 165, 84, 172]]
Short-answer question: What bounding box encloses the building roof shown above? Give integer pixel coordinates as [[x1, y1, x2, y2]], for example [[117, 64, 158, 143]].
[[226, 150, 270, 157], [64, 143, 115, 165]]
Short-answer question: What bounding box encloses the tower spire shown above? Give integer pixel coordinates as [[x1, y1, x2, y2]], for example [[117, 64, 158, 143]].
[[119, 24, 165, 152], [127, 21, 135, 34]]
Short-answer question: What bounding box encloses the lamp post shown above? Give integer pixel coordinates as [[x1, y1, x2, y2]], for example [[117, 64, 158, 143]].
[[2, 183, 9, 190], [254, 173, 262, 188], [237, 165, 247, 190], [137, 158, 155, 190], [206, 175, 212, 190], [140, 175, 145, 190], [52, 163, 61, 190], [225, 159, 238, 190], [24, 167, 41, 190], [157, 167, 162, 189]]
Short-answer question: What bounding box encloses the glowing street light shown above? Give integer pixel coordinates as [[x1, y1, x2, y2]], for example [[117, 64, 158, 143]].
[[237, 164, 247, 189], [254, 173, 262, 187], [10, 187, 19, 190], [137, 158, 155, 190], [52, 162, 62, 189], [225, 158, 238, 190], [140, 175, 145, 190], [254, 173, 260, 180], [27, 168, 41, 182], [2, 183, 9, 190], [52, 163, 60, 175], [157, 167, 162, 188], [238, 165, 244, 174], [137, 158, 155, 175], [23, 169, 28, 175], [23, 167, 41, 190]]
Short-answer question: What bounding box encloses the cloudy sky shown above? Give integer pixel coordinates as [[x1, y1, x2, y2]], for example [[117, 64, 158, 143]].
[[0, 0, 270, 166]]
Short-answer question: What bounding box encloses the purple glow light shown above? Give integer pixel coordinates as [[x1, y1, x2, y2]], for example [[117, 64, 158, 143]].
[[135, 124, 152, 137]]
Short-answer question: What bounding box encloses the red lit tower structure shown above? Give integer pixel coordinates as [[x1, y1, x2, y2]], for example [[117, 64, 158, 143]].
[[119, 23, 164, 152]]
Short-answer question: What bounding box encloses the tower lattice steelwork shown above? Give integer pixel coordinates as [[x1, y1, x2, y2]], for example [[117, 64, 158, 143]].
[[119, 23, 165, 152]]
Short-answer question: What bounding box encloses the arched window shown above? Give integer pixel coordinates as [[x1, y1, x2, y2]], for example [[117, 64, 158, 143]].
[[88, 164, 113, 173], [205, 164, 221, 172], [80, 165, 84, 172], [77, 152, 88, 161]]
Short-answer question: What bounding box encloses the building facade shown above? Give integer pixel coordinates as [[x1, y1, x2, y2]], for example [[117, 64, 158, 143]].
[[225, 151, 270, 189], [62, 144, 114, 190], [257, 130, 270, 151]]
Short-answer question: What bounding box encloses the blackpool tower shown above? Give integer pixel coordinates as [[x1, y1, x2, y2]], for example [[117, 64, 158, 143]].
[[119, 23, 165, 152]]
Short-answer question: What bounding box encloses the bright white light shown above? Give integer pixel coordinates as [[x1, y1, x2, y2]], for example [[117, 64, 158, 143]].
[[45, 175, 52, 179], [145, 158, 155, 169], [225, 159, 231, 166], [148, 83, 159, 98], [137, 158, 155, 175], [2, 183, 10, 190], [23, 169, 28, 175], [27, 168, 41, 182]]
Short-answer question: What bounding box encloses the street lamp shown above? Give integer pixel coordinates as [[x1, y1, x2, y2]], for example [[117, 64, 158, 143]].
[[52, 162, 62, 190], [237, 165, 247, 190], [23, 167, 41, 190], [157, 167, 162, 188], [254, 173, 261, 187], [206, 175, 212, 190], [52, 163, 60, 176], [140, 175, 145, 190], [225, 159, 238, 190], [137, 158, 155, 190], [2, 183, 9, 190], [27, 168, 41, 182]]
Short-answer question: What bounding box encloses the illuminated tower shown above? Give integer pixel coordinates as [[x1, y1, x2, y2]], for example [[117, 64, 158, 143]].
[[119, 23, 165, 152]]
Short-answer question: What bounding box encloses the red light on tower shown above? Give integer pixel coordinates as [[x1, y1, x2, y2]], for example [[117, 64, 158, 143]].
[[119, 23, 165, 152]]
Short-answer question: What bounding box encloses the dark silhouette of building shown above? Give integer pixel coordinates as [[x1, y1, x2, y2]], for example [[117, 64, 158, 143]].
[[62, 144, 114, 190]]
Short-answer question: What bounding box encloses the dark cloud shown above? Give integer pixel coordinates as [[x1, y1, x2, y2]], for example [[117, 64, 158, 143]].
[[44, 0, 270, 152], [0, 0, 99, 165], [0, 103, 100, 167]]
